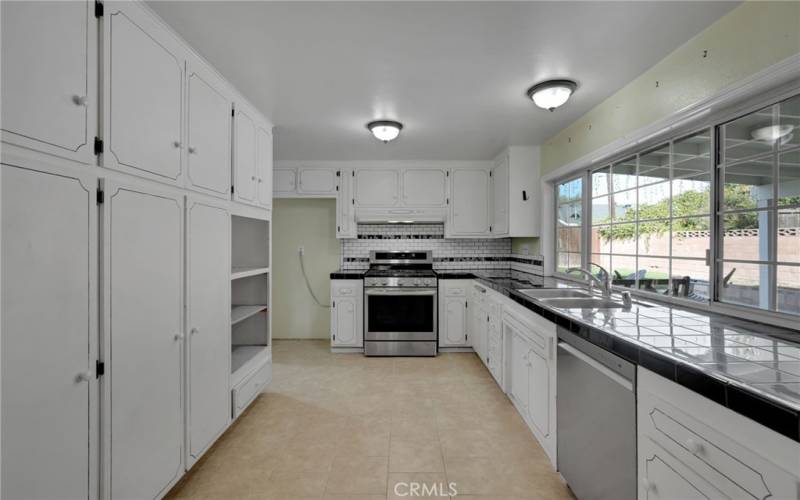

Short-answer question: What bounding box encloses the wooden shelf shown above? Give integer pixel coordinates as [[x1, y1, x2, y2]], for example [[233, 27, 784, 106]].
[[231, 345, 269, 387], [231, 266, 269, 280], [231, 305, 267, 326]]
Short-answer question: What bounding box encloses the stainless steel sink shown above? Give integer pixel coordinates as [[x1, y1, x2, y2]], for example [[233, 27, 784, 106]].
[[542, 297, 627, 309], [519, 289, 591, 299]]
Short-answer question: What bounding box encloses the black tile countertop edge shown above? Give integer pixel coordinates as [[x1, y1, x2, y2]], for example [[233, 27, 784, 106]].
[[330, 270, 367, 279], [450, 271, 800, 442]]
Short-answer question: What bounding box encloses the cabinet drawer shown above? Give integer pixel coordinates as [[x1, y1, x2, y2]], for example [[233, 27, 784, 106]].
[[638, 369, 800, 500], [232, 361, 271, 418], [332, 280, 362, 297], [445, 285, 466, 297]]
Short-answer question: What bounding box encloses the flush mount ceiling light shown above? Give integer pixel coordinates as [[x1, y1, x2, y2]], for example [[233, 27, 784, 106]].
[[751, 124, 794, 145], [527, 79, 577, 111], [367, 120, 403, 143]]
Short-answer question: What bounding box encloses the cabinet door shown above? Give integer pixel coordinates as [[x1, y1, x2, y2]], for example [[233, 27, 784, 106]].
[[186, 199, 231, 466], [332, 297, 359, 346], [1, 164, 97, 500], [105, 4, 184, 183], [1, 1, 96, 163], [103, 180, 184, 499], [491, 157, 509, 236], [442, 297, 467, 346], [640, 438, 720, 500], [336, 169, 356, 239], [354, 169, 399, 207], [186, 61, 232, 198], [233, 108, 257, 203], [274, 168, 297, 196], [509, 331, 530, 411], [449, 169, 490, 236], [297, 168, 337, 195], [256, 126, 273, 208], [526, 347, 553, 440], [402, 169, 447, 207]]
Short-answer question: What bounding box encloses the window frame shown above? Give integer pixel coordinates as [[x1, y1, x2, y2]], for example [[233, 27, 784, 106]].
[[553, 172, 590, 278], [551, 87, 800, 325]]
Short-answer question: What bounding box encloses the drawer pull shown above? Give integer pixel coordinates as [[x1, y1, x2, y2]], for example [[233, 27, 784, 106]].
[[685, 438, 703, 455], [75, 371, 92, 383]]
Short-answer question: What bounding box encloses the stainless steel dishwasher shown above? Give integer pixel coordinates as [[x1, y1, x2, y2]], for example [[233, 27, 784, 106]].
[[557, 327, 636, 500]]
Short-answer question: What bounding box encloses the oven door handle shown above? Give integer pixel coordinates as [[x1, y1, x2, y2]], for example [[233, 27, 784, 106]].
[[365, 289, 437, 296]]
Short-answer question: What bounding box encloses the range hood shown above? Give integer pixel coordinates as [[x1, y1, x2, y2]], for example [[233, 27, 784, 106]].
[[355, 208, 447, 224]]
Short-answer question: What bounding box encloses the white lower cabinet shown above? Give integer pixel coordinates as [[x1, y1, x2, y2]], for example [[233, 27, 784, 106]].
[[439, 280, 470, 347], [102, 179, 185, 499], [331, 280, 363, 348], [185, 198, 231, 466], [502, 303, 557, 465], [637, 368, 800, 500], [1, 163, 98, 500], [469, 283, 488, 363]]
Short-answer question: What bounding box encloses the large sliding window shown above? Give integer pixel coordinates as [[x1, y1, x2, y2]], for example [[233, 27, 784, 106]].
[[588, 131, 712, 301], [556, 90, 800, 316], [718, 93, 800, 314]]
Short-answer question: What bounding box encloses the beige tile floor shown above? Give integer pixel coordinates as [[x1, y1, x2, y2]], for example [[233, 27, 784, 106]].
[[167, 340, 575, 500]]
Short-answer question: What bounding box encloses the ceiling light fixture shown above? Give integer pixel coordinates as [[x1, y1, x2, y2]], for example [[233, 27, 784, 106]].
[[527, 79, 577, 111], [751, 124, 794, 145], [367, 120, 403, 143]]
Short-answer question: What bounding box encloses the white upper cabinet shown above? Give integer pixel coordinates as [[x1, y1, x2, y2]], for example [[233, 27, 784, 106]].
[[491, 155, 509, 236], [354, 169, 400, 207], [402, 169, 447, 207], [186, 59, 232, 199], [493, 146, 540, 237], [104, 3, 185, 184], [336, 169, 357, 239], [233, 105, 258, 204], [256, 125, 273, 208], [2, 163, 98, 500], [448, 168, 490, 237], [297, 167, 337, 195], [1, 0, 96, 164], [274, 168, 297, 196]]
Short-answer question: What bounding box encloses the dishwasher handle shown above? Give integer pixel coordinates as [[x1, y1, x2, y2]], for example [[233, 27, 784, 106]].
[[558, 342, 634, 392]]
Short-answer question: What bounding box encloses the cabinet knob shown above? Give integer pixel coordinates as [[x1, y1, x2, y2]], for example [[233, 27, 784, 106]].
[[174, 332, 185, 341], [72, 95, 88, 107], [188, 146, 197, 154], [190, 328, 199, 336], [641, 478, 655, 492], [251, 176, 257, 181], [258, 178, 263, 183], [173, 141, 182, 149], [75, 370, 92, 383], [685, 438, 703, 455]]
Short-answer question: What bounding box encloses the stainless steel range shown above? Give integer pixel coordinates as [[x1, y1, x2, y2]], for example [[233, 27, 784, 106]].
[[364, 251, 437, 357]]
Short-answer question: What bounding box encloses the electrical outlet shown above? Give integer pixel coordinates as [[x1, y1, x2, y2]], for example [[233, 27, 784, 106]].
[[521, 244, 530, 255], [298, 245, 305, 256]]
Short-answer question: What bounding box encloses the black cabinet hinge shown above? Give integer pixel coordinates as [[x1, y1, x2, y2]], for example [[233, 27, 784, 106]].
[[522, 190, 528, 201], [231, 185, 235, 194], [94, 0, 103, 18], [489, 225, 493, 232], [336, 185, 339, 192], [446, 198, 449, 205], [93, 137, 103, 155], [336, 170, 341, 177], [332, 300, 335, 308], [96, 360, 105, 378], [464, 334, 468, 340], [446, 170, 450, 177], [96, 189, 104, 205], [231, 108, 235, 117], [352, 199, 355, 205], [332, 334, 336, 341], [489, 171, 493, 177], [337, 225, 341, 232], [352, 171, 355, 177]]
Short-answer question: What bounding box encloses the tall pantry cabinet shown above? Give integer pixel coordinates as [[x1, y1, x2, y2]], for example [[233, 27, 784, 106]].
[[1, 1, 273, 499]]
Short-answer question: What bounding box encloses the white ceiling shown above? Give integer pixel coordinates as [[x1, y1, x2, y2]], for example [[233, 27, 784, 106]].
[[148, 1, 739, 161]]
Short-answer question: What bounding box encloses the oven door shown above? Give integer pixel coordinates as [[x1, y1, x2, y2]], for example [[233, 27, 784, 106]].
[[364, 288, 437, 341]]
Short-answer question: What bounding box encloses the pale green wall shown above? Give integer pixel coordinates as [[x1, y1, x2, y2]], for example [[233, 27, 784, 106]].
[[541, 1, 800, 175], [272, 198, 340, 339]]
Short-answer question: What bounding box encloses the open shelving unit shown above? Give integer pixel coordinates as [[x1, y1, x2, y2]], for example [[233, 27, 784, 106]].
[[230, 213, 272, 418]]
